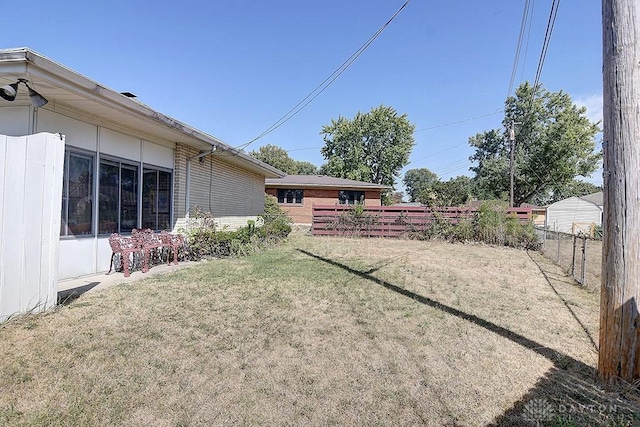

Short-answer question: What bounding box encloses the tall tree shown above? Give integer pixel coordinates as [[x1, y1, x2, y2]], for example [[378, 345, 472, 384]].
[[250, 144, 318, 175], [320, 105, 415, 187], [547, 179, 601, 204], [470, 82, 601, 206], [432, 175, 475, 206], [295, 161, 318, 175], [250, 144, 297, 174], [403, 168, 439, 203]]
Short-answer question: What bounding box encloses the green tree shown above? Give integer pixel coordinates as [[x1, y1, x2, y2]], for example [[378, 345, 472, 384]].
[[432, 175, 475, 206], [547, 179, 601, 204], [294, 161, 318, 175], [320, 105, 415, 187], [250, 144, 318, 175], [403, 168, 439, 203], [250, 144, 297, 174], [470, 82, 601, 206]]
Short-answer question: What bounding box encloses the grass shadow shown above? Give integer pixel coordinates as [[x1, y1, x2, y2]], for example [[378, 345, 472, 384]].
[[57, 282, 100, 306], [297, 248, 640, 426]]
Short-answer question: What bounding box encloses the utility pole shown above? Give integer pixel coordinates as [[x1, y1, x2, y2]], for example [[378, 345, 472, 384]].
[[508, 121, 516, 208], [599, 0, 640, 382]]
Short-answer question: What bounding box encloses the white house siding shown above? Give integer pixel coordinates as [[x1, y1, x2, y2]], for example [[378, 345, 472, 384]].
[[99, 127, 141, 161], [174, 144, 265, 226], [33, 107, 176, 280], [545, 197, 602, 234], [37, 109, 98, 152], [0, 106, 31, 135]]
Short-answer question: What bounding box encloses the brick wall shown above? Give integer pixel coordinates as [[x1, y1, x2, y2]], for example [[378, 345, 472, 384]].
[[266, 187, 382, 224]]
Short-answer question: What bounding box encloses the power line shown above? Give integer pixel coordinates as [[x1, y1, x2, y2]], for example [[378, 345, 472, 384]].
[[519, 0, 535, 84], [414, 109, 504, 133], [533, 0, 560, 90], [507, 0, 533, 98], [235, 0, 413, 151]]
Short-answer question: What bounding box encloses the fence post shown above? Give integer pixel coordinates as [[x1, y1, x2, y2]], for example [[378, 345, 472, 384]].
[[571, 234, 577, 278], [581, 235, 588, 287], [557, 231, 561, 264]]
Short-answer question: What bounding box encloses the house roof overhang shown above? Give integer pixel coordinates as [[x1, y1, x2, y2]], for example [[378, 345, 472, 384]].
[[265, 175, 390, 191], [0, 47, 284, 178]]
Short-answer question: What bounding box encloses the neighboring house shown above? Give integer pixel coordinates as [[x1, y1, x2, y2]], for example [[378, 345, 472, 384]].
[[521, 203, 546, 227], [265, 175, 390, 224], [0, 47, 284, 280], [545, 191, 603, 234]]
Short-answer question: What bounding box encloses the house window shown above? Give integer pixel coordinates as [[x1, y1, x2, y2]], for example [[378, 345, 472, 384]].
[[142, 168, 172, 231], [99, 159, 139, 234], [277, 189, 303, 204], [339, 190, 365, 205], [61, 150, 94, 237]]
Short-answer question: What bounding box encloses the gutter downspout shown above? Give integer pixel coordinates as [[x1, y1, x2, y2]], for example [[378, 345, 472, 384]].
[[185, 146, 217, 216]]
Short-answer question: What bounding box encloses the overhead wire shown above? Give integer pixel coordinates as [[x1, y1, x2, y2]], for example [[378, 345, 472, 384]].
[[234, 0, 412, 152], [497, 0, 562, 205], [507, 0, 533, 98]]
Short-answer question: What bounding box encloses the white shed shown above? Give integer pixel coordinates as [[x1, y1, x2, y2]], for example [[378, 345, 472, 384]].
[[545, 192, 603, 234]]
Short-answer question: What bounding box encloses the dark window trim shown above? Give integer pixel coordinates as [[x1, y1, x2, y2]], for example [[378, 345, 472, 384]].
[[142, 166, 173, 231], [276, 188, 304, 205], [338, 190, 365, 205], [60, 147, 96, 239], [98, 156, 140, 236]]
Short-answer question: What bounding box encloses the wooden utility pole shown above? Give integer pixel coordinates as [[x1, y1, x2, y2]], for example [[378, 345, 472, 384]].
[[508, 121, 515, 208], [599, 0, 640, 382]]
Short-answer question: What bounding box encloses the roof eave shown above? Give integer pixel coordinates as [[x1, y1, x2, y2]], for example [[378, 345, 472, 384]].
[[0, 48, 284, 178]]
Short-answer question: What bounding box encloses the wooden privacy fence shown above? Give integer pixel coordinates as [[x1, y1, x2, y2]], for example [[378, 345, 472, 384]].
[[312, 205, 532, 237]]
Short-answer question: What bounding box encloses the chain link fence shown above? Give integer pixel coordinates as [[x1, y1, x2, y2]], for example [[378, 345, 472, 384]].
[[535, 228, 602, 291]]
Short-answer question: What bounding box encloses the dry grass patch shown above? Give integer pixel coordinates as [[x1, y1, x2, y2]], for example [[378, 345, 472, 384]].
[[0, 236, 638, 426]]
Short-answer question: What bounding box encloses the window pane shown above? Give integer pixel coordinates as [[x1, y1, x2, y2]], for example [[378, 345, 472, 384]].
[[67, 154, 93, 235], [60, 155, 69, 236], [294, 190, 303, 204], [142, 169, 157, 230], [120, 165, 138, 233], [99, 161, 119, 234], [338, 190, 364, 205], [277, 189, 285, 203], [157, 171, 171, 230]]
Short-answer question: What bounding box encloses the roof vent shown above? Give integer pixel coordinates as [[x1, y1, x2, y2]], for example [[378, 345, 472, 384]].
[[120, 92, 137, 98]]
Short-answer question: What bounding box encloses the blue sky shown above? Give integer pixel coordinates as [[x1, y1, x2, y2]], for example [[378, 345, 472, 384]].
[[3, 0, 603, 190]]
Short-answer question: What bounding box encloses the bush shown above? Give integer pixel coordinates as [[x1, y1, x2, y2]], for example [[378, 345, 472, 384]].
[[406, 201, 539, 250], [183, 197, 293, 261], [261, 195, 293, 238], [476, 201, 539, 249], [329, 204, 380, 237]]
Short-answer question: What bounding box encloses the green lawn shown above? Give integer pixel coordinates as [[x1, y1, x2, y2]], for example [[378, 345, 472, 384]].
[[1, 235, 638, 426]]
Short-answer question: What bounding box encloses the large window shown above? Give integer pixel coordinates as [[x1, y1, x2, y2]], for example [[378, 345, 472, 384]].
[[99, 159, 139, 234], [338, 190, 365, 205], [277, 189, 303, 204], [61, 150, 94, 236], [142, 168, 172, 230]]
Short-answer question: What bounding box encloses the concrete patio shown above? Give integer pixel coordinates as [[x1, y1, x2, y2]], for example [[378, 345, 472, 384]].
[[57, 260, 200, 302]]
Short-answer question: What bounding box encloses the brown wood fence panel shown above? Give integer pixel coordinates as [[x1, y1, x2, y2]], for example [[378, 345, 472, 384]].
[[311, 205, 532, 237]]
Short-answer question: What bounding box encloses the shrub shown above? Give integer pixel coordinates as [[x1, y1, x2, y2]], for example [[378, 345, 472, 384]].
[[476, 201, 539, 249], [329, 204, 380, 237], [261, 195, 293, 238], [183, 197, 293, 261], [405, 201, 539, 249]]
